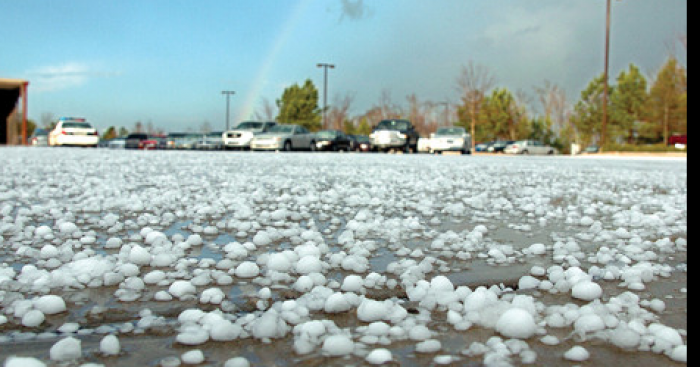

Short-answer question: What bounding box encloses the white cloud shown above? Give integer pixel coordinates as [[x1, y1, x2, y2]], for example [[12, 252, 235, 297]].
[[26, 62, 119, 92]]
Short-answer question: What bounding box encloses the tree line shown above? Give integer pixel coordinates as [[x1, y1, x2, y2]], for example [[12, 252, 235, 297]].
[[265, 57, 687, 152]]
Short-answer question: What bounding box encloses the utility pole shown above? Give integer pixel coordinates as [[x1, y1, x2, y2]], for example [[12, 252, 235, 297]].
[[601, 0, 614, 151], [222, 90, 235, 131], [317, 63, 335, 130]]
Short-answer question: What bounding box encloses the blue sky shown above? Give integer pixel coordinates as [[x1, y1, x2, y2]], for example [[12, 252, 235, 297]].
[[1, 0, 687, 133]]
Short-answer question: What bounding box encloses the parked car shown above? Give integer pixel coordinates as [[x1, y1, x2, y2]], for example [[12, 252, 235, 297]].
[[504, 140, 557, 155], [108, 137, 127, 149], [314, 130, 352, 151], [417, 138, 432, 153], [48, 117, 100, 147], [167, 133, 200, 150], [195, 132, 225, 150], [583, 145, 600, 154], [29, 129, 49, 146], [125, 133, 161, 150], [250, 124, 317, 151], [369, 119, 420, 153], [349, 135, 371, 152], [223, 121, 277, 150], [430, 127, 472, 155], [475, 142, 493, 152], [488, 140, 515, 153], [668, 134, 687, 147]]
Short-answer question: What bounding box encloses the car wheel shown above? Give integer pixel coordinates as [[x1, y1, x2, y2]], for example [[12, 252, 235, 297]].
[[284, 141, 292, 152], [310, 142, 317, 152], [522, 150, 529, 155]]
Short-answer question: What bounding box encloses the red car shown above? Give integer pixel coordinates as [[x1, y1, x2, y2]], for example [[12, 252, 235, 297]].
[[125, 133, 163, 150], [668, 134, 687, 146]]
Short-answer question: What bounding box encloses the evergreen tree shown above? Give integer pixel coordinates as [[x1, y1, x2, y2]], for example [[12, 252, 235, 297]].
[[646, 58, 687, 144], [571, 74, 610, 146], [611, 64, 648, 144], [356, 118, 372, 136], [102, 126, 117, 140], [276, 79, 322, 131]]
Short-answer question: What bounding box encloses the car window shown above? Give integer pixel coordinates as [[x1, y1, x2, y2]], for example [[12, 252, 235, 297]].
[[376, 120, 410, 130], [236, 121, 263, 130], [269, 125, 294, 134], [435, 128, 465, 136], [62, 122, 93, 129]]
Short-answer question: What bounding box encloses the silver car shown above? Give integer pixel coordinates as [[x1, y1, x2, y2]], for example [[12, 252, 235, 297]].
[[223, 121, 277, 150], [250, 124, 317, 152], [29, 129, 49, 146], [504, 140, 557, 155], [430, 127, 472, 155]]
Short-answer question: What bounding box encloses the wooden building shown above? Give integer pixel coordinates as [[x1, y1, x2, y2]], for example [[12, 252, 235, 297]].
[[0, 78, 29, 145]]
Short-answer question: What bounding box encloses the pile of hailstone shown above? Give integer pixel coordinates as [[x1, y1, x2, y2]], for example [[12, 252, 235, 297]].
[[0, 149, 688, 366]]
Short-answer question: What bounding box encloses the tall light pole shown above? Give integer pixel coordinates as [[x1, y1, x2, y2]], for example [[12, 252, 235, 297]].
[[601, 0, 616, 151], [317, 63, 335, 130], [222, 90, 235, 131]]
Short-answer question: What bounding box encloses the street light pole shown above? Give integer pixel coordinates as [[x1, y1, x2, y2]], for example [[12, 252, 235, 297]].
[[222, 91, 235, 131], [317, 63, 335, 130], [601, 0, 613, 151]]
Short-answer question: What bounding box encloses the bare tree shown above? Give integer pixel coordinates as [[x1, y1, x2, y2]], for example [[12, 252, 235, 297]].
[[327, 92, 356, 130], [362, 89, 403, 125], [254, 97, 277, 121], [456, 61, 495, 149], [534, 81, 570, 137], [40, 112, 55, 130], [406, 94, 437, 137]]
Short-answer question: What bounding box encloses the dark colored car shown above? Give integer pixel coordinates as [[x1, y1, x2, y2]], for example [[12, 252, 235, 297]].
[[488, 140, 515, 153], [125, 133, 161, 150], [475, 142, 493, 152], [350, 135, 371, 152], [314, 130, 352, 151]]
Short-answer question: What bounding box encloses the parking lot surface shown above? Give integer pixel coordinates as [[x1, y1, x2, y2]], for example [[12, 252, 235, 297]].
[[0, 148, 687, 366]]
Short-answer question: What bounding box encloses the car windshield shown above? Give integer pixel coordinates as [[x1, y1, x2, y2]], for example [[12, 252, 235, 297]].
[[62, 122, 93, 129], [316, 131, 338, 139], [268, 125, 295, 134], [236, 122, 264, 130], [376, 120, 410, 130], [435, 128, 465, 136]]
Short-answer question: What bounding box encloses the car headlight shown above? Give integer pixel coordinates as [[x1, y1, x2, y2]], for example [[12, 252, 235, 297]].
[[398, 134, 407, 139]]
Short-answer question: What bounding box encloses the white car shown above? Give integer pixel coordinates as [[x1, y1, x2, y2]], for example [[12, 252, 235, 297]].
[[430, 127, 472, 154], [250, 124, 317, 151], [49, 117, 100, 147], [222, 121, 277, 150], [504, 140, 557, 155]]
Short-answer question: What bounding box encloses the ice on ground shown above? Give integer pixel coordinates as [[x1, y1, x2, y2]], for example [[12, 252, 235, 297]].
[[0, 149, 687, 366]]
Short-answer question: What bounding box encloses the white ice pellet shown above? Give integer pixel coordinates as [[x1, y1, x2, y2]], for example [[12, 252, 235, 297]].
[[50, 337, 82, 361], [366, 348, 393, 365], [571, 281, 603, 301], [496, 309, 537, 340], [34, 295, 67, 315], [224, 357, 251, 367], [4, 357, 47, 367], [181, 350, 205, 364], [100, 335, 121, 355], [564, 346, 590, 362], [322, 335, 355, 356]]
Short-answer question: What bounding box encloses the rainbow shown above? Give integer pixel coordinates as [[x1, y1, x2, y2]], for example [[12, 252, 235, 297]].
[[235, 0, 314, 122]]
